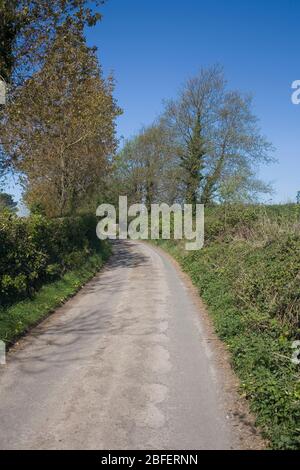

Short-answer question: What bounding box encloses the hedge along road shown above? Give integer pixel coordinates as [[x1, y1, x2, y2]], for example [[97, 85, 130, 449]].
[[0, 240, 263, 450]]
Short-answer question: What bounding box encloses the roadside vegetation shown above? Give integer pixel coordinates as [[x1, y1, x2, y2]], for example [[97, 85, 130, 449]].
[[153, 204, 300, 449], [0, 249, 109, 346], [0, 212, 110, 344]]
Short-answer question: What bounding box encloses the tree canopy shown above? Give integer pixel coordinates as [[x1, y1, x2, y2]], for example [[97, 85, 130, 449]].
[[1, 26, 121, 216], [0, 0, 104, 83], [116, 66, 274, 207]]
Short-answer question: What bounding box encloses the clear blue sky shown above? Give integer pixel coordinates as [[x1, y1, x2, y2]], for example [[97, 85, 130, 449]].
[[86, 0, 300, 203], [5, 0, 300, 204]]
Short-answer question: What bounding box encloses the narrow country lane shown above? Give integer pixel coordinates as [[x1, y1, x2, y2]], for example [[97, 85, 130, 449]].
[[0, 241, 261, 450]]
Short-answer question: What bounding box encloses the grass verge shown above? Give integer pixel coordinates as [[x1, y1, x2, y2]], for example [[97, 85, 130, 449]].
[[0, 242, 111, 346], [152, 231, 300, 450]]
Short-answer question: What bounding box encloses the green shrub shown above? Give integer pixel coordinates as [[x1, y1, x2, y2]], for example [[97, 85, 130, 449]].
[[0, 249, 110, 345], [0, 213, 102, 306]]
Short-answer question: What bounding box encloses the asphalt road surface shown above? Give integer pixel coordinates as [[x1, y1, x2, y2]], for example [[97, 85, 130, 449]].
[[0, 240, 258, 450]]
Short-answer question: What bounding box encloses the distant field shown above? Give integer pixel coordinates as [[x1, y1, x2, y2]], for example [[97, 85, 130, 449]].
[[153, 204, 300, 449]]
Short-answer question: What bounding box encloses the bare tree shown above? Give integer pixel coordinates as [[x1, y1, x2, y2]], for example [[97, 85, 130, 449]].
[[161, 66, 274, 205], [201, 91, 274, 204]]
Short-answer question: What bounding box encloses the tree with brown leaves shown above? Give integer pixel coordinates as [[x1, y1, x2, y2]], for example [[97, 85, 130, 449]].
[[2, 27, 121, 216]]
